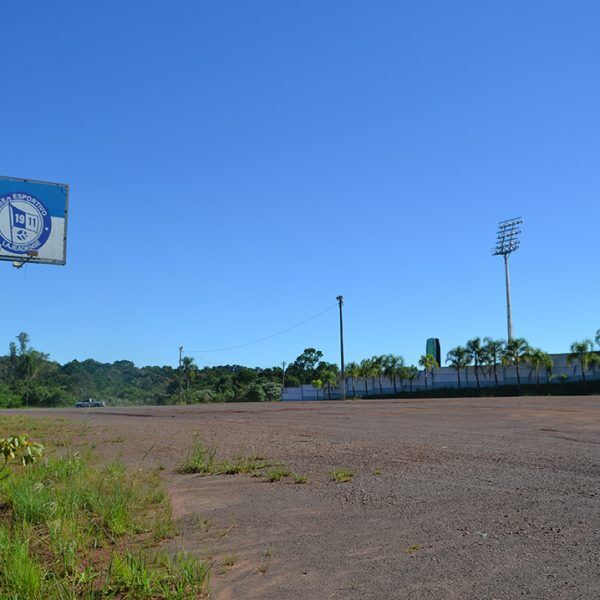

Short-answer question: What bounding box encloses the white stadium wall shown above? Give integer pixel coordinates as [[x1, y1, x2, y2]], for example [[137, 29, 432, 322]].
[[281, 353, 600, 401]]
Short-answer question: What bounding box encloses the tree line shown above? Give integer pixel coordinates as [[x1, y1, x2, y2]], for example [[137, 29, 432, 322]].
[[0, 332, 288, 407], [0, 330, 598, 407], [0, 337, 343, 408]]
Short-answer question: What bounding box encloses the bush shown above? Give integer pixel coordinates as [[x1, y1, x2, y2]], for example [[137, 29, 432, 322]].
[[0, 384, 22, 408], [262, 381, 282, 402], [241, 383, 266, 403]]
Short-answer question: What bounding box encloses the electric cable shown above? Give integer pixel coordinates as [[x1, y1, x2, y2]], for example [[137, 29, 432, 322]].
[[185, 303, 338, 353]]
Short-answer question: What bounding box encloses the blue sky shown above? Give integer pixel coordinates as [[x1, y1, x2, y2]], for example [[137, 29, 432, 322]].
[[2, 1, 599, 369]]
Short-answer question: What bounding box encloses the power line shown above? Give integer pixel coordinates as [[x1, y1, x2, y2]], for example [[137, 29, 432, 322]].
[[186, 303, 338, 354]]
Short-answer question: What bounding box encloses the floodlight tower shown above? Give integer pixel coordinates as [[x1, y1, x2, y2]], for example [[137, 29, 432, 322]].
[[492, 217, 523, 341]]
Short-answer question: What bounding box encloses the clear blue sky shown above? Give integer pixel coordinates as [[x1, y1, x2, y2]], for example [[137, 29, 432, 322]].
[[3, 1, 599, 369]]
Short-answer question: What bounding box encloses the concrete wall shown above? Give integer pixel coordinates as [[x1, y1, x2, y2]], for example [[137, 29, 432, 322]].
[[281, 353, 600, 401]]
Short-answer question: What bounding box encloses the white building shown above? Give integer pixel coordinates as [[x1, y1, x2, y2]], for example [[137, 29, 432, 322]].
[[281, 353, 600, 401]]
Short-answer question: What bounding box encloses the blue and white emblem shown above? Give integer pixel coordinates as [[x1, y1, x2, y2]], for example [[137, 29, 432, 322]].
[[0, 192, 52, 254]]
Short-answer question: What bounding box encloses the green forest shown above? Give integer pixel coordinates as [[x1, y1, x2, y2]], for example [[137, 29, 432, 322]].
[[0, 334, 338, 407]]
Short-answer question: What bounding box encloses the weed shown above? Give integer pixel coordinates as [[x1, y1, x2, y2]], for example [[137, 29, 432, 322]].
[[191, 513, 212, 532], [179, 438, 271, 476], [404, 544, 422, 554], [0, 523, 44, 598], [153, 513, 180, 542], [373, 469, 381, 475], [329, 468, 355, 483], [105, 551, 210, 598], [218, 519, 238, 538], [222, 554, 238, 567], [266, 467, 291, 482], [291, 473, 308, 484], [259, 546, 272, 573], [0, 417, 210, 598]]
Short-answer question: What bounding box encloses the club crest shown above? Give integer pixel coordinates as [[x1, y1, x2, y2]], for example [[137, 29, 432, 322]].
[[0, 192, 52, 254]]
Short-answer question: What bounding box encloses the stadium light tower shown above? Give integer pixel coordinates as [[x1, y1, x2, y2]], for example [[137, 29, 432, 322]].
[[492, 217, 523, 341]]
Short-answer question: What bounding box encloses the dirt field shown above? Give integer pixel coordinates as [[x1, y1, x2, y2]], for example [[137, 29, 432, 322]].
[[14, 396, 600, 599]]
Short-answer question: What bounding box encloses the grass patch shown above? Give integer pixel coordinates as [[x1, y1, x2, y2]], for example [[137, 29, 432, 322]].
[[179, 438, 271, 476], [0, 416, 75, 449], [0, 418, 210, 598], [179, 438, 305, 487], [222, 553, 238, 567], [106, 551, 210, 598], [329, 468, 355, 483], [265, 467, 291, 482]]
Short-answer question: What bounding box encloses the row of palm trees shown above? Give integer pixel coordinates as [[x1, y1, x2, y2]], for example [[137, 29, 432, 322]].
[[313, 328, 600, 397], [445, 331, 600, 388], [344, 356, 419, 396], [444, 337, 551, 388]]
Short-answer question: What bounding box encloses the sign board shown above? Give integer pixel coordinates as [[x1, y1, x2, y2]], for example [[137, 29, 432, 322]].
[[0, 176, 69, 266]]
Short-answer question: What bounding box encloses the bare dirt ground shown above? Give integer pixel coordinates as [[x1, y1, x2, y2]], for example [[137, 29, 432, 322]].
[[12, 396, 600, 599]]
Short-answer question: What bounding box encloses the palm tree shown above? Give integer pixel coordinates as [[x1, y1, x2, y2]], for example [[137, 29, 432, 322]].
[[418, 354, 438, 392], [311, 378, 323, 401], [345, 362, 360, 398], [526, 348, 552, 386], [465, 338, 485, 390], [321, 369, 338, 400], [567, 340, 594, 383], [383, 354, 404, 395], [406, 365, 418, 392], [181, 356, 197, 391], [483, 338, 505, 387], [543, 352, 554, 384], [397, 365, 408, 391], [445, 346, 470, 389], [359, 358, 372, 397], [371, 355, 385, 395], [589, 352, 600, 380], [502, 337, 530, 386]]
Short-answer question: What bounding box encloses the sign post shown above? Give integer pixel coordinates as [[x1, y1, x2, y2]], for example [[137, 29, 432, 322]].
[[0, 176, 69, 267]]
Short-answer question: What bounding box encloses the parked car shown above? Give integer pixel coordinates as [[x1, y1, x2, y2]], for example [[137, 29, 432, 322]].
[[75, 399, 106, 408]]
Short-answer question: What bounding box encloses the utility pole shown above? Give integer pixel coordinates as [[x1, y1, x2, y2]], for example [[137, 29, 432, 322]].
[[281, 361, 286, 393], [336, 295, 345, 401], [492, 218, 523, 341], [178, 346, 183, 404]]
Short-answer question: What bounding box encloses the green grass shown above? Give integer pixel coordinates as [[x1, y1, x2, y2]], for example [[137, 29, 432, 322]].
[[0, 415, 75, 449], [329, 468, 355, 483], [265, 467, 291, 482], [179, 438, 306, 488], [106, 551, 210, 599], [179, 438, 271, 476], [0, 418, 211, 599]]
